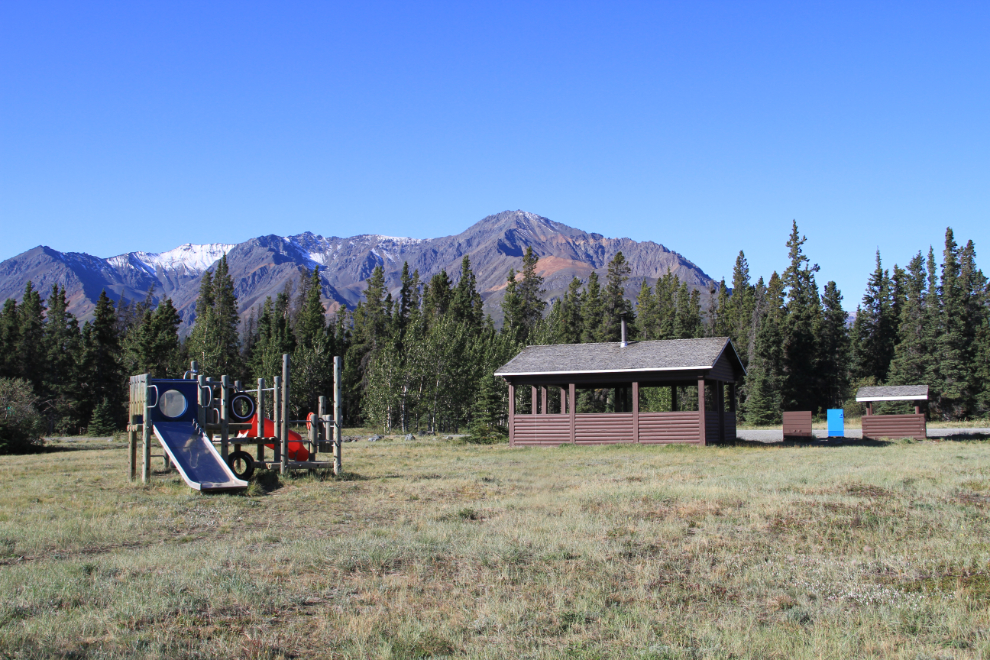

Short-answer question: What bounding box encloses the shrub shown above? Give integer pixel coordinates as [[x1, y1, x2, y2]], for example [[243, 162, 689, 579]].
[[88, 398, 118, 436], [0, 378, 44, 454]]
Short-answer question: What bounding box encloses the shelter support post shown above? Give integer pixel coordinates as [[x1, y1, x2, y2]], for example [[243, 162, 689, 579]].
[[569, 383, 576, 443], [532, 387, 537, 415], [508, 383, 515, 446], [698, 378, 706, 445], [541, 387, 547, 415], [632, 381, 639, 443], [560, 387, 566, 414]]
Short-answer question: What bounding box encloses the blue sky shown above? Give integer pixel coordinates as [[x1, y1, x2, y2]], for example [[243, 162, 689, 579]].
[[1, 1, 987, 309]]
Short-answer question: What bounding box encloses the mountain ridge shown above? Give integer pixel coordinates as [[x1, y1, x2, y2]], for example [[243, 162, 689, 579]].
[[0, 210, 715, 332]]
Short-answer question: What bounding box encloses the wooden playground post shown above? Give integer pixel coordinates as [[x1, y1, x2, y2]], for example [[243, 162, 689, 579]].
[[281, 354, 290, 475], [128, 417, 137, 481], [272, 376, 282, 465], [333, 355, 342, 475], [142, 379, 152, 484], [256, 378, 266, 463], [315, 395, 327, 462], [220, 375, 230, 460], [197, 374, 207, 430]]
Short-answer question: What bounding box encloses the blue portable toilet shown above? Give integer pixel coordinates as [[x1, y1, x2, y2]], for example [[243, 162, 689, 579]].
[[827, 409, 844, 437]]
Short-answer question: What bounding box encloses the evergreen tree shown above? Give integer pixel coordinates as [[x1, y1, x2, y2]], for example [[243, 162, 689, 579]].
[[581, 272, 604, 342], [557, 277, 584, 344], [42, 285, 82, 432], [187, 255, 241, 377], [635, 280, 659, 340], [601, 252, 633, 342], [706, 279, 731, 338], [852, 251, 896, 382], [744, 273, 786, 424], [673, 281, 702, 339], [16, 282, 46, 394], [451, 256, 483, 329], [0, 299, 19, 380], [817, 281, 850, 410], [888, 253, 930, 390], [781, 221, 821, 412], [79, 290, 124, 430], [728, 251, 756, 364], [423, 270, 453, 320], [88, 398, 117, 436], [295, 267, 326, 350], [502, 247, 546, 343], [934, 228, 972, 418]]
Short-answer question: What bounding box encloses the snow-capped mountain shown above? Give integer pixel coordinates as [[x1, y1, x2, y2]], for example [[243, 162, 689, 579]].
[[0, 211, 714, 333]]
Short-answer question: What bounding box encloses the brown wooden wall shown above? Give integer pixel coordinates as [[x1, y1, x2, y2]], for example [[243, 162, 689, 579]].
[[705, 412, 721, 444], [509, 411, 740, 446], [862, 414, 927, 440], [513, 415, 571, 445], [574, 413, 635, 443], [639, 412, 701, 443]]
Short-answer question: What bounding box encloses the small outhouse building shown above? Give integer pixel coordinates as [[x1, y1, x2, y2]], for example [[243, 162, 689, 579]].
[[495, 336, 745, 446]]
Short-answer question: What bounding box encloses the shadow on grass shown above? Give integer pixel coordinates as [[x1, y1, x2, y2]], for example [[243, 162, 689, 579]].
[[722, 438, 895, 449]]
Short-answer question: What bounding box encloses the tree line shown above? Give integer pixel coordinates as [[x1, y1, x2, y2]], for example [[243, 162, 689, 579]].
[[0, 222, 987, 452]]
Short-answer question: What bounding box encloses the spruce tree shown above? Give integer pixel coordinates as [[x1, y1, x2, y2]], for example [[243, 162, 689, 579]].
[[888, 253, 930, 390], [581, 272, 604, 342], [294, 267, 326, 350], [744, 273, 786, 424], [635, 280, 659, 340], [451, 256, 483, 329], [0, 299, 19, 380], [707, 279, 731, 339], [673, 281, 702, 338], [781, 221, 821, 412], [187, 255, 241, 377], [43, 285, 82, 432], [852, 251, 896, 382], [557, 277, 584, 344], [80, 291, 124, 430], [728, 251, 756, 364], [601, 252, 633, 342], [16, 282, 46, 394], [817, 281, 850, 410], [934, 228, 971, 418]]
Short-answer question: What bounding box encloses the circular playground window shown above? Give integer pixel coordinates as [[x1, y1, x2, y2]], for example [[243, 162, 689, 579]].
[[159, 389, 188, 418]]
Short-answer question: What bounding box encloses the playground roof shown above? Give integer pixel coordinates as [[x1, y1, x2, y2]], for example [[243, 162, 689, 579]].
[[855, 385, 929, 402], [494, 337, 745, 379]]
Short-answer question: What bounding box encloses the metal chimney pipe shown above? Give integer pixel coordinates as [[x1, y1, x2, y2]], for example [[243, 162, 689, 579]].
[[621, 316, 628, 347]]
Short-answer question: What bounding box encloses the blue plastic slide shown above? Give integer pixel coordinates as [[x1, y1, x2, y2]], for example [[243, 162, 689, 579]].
[[147, 378, 247, 492]]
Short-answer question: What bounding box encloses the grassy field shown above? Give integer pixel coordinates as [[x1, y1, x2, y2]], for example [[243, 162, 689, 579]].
[[2, 435, 990, 659]]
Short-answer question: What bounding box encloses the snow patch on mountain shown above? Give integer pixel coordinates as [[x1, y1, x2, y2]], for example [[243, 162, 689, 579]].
[[110, 243, 236, 274]]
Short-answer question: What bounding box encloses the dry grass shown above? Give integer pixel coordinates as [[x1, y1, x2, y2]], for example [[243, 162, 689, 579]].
[[2, 434, 990, 658]]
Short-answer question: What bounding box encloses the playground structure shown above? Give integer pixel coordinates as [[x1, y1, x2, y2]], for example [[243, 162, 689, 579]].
[[128, 354, 343, 492]]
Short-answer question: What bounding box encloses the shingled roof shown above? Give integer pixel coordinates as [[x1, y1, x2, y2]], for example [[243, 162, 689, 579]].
[[855, 385, 929, 401], [495, 337, 744, 377]]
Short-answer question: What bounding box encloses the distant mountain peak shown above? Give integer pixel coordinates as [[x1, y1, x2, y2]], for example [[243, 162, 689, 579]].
[[0, 210, 714, 331]]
